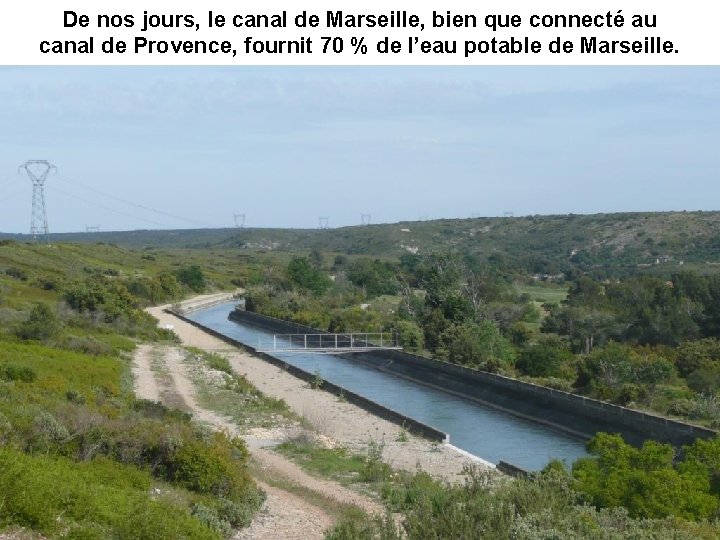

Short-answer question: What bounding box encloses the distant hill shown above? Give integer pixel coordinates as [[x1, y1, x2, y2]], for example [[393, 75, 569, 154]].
[[4, 211, 720, 275]]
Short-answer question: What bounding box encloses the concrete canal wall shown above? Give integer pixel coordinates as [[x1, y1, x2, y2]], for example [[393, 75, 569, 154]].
[[229, 308, 718, 448], [168, 309, 450, 444]]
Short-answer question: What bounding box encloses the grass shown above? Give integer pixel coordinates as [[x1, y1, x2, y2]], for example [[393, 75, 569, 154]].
[[516, 283, 569, 304], [246, 457, 364, 524], [274, 438, 393, 490], [0, 338, 264, 539], [275, 441, 366, 483], [184, 349, 297, 430], [0, 341, 123, 404]]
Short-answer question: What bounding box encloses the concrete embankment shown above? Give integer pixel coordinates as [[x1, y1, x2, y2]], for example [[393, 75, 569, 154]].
[[167, 309, 450, 444], [173, 291, 243, 315], [229, 309, 718, 448]]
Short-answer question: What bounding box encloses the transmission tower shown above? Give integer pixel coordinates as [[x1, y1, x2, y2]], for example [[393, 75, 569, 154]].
[[19, 160, 55, 243], [361, 213, 371, 226], [233, 213, 245, 228], [318, 217, 329, 229]]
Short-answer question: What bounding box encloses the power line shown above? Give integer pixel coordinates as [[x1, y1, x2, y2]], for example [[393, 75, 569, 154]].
[[47, 184, 172, 228], [0, 174, 23, 198], [0, 186, 26, 204], [0, 173, 20, 192], [56, 173, 217, 228]]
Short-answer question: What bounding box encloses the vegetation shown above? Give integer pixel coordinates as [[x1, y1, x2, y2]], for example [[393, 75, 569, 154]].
[[275, 436, 720, 539], [18, 210, 720, 278], [185, 348, 295, 430], [0, 242, 263, 538], [243, 249, 720, 429], [5, 209, 720, 537]]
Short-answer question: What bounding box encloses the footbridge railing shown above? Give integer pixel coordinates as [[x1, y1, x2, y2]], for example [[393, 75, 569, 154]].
[[256, 332, 401, 353]]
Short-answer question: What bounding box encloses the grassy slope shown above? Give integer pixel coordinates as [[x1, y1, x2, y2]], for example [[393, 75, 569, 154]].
[[0, 242, 266, 538], [5, 210, 720, 275]]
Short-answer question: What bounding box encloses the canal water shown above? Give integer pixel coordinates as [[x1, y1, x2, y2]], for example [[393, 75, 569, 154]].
[[188, 302, 588, 470]]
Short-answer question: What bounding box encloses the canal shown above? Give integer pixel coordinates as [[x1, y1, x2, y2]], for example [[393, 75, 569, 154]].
[[188, 301, 588, 470]]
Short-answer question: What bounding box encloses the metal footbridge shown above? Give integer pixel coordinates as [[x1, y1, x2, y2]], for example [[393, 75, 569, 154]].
[[256, 332, 401, 354]]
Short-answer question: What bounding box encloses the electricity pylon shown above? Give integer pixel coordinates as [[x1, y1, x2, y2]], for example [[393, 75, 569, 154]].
[[19, 160, 55, 243]]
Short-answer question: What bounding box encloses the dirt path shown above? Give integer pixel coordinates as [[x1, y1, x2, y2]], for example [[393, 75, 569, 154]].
[[135, 343, 381, 539], [131, 344, 161, 402]]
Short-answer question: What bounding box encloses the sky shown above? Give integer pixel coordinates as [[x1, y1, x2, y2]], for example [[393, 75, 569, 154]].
[[0, 66, 719, 233]]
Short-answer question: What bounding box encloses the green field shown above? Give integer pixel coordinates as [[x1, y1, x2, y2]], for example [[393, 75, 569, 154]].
[[516, 283, 569, 305]]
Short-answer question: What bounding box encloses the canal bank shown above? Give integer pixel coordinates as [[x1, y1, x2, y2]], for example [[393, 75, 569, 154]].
[[228, 307, 717, 449], [147, 300, 495, 481], [184, 302, 590, 470]]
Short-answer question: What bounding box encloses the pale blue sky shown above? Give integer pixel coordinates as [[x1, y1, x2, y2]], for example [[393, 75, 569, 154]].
[[0, 67, 718, 233]]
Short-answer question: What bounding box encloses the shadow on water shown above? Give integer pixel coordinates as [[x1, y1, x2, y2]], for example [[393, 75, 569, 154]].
[[188, 302, 587, 470]]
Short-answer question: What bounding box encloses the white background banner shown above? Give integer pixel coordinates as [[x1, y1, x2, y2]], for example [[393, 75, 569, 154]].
[[0, 1, 717, 65]]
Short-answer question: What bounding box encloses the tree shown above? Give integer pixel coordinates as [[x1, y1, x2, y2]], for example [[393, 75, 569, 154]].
[[392, 320, 424, 352], [543, 305, 617, 353], [516, 336, 574, 378], [576, 342, 635, 398], [174, 265, 206, 293], [444, 320, 516, 372], [14, 303, 61, 341], [347, 258, 397, 297], [309, 249, 325, 269], [633, 353, 675, 405], [572, 433, 718, 520], [286, 257, 331, 296], [676, 338, 720, 377]]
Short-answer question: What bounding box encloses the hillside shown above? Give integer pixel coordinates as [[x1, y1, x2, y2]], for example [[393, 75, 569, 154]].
[[5, 210, 720, 276]]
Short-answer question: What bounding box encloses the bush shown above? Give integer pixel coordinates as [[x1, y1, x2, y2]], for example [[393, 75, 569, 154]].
[[62, 336, 113, 356], [392, 320, 424, 352], [286, 257, 331, 296], [517, 336, 574, 378], [174, 266, 206, 293], [687, 367, 720, 396], [167, 434, 253, 500], [5, 266, 28, 281], [444, 320, 516, 372], [0, 448, 220, 539], [0, 363, 37, 382], [14, 303, 61, 341], [572, 433, 719, 520], [204, 353, 233, 375]]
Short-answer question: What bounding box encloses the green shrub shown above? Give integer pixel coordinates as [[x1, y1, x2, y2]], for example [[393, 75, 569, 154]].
[[360, 440, 392, 483], [14, 303, 61, 341], [167, 433, 253, 500], [392, 320, 424, 352], [0, 448, 220, 539], [190, 502, 233, 537], [517, 336, 574, 378], [5, 266, 28, 281], [0, 363, 37, 382], [174, 265, 206, 293], [204, 353, 233, 375], [65, 389, 87, 404], [62, 336, 113, 356]]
